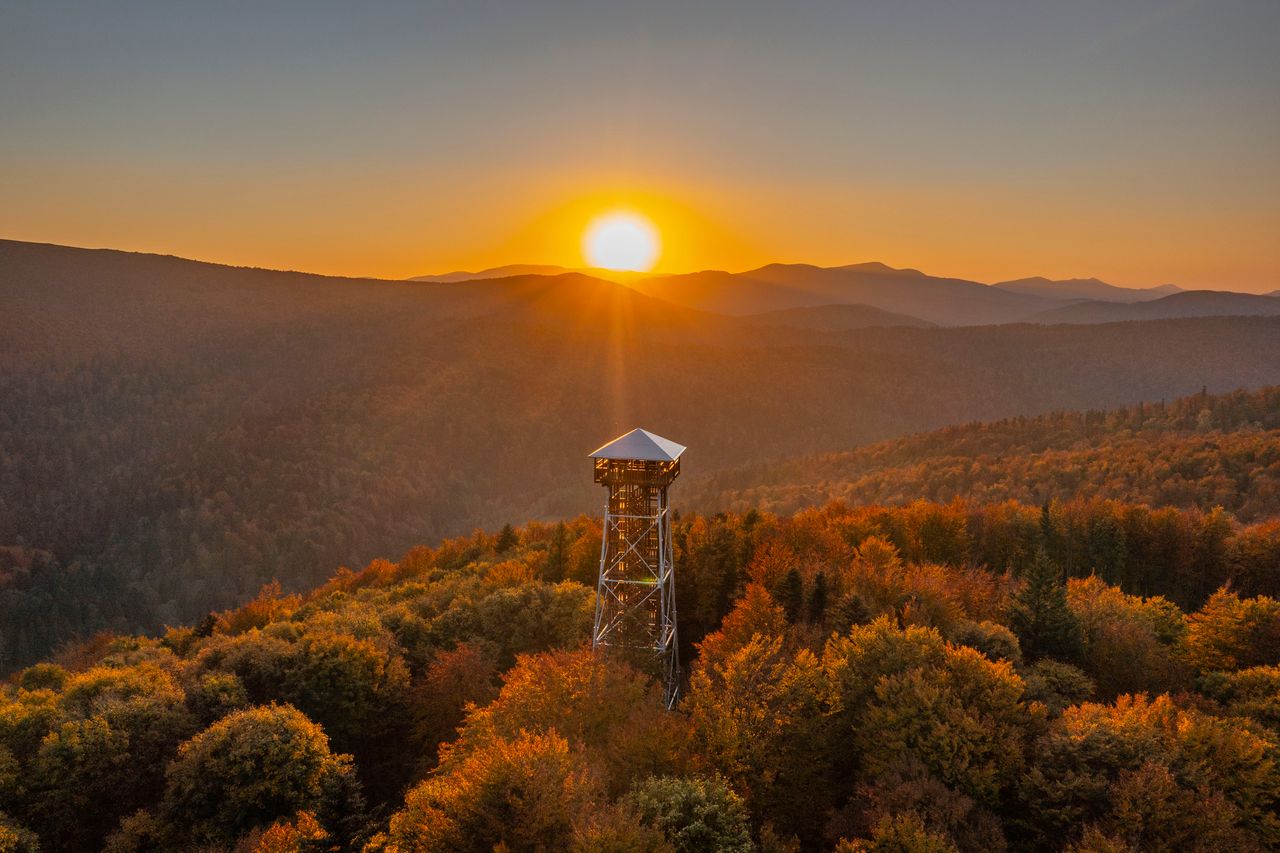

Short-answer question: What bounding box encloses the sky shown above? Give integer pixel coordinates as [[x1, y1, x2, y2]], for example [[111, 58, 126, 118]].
[[1, 0, 1277, 291]]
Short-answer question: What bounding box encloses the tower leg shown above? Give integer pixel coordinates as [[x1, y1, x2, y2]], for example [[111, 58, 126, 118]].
[[591, 482, 680, 709]]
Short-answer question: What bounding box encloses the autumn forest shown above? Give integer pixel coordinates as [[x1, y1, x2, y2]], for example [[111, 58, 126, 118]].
[[7, 1, 1280, 849], [2, 234, 1280, 851], [4, 497, 1280, 851]]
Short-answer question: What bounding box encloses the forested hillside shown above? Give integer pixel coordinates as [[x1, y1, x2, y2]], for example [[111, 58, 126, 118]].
[[5, 239, 1280, 666], [689, 386, 1280, 522], [3, 499, 1280, 852]]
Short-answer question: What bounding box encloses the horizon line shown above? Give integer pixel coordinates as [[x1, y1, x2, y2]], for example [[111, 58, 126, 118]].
[[4, 234, 1275, 296]]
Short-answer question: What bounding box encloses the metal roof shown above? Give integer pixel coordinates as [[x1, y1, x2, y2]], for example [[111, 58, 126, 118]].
[[589, 428, 687, 461]]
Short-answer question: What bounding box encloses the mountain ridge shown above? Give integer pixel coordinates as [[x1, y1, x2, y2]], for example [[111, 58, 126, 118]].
[[993, 275, 1181, 303], [15, 239, 1270, 327], [629, 262, 1065, 325], [1030, 290, 1280, 324], [410, 263, 650, 284]]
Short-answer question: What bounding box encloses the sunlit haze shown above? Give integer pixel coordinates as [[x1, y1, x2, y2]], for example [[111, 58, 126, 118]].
[[1, 2, 1277, 291], [583, 213, 661, 271]]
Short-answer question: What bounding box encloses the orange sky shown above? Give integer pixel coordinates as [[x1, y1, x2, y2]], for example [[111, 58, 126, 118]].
[[1, 3, 1277, 291]]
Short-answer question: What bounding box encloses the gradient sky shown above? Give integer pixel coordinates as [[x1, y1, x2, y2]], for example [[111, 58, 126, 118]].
[[1, 1, 1277, 290]]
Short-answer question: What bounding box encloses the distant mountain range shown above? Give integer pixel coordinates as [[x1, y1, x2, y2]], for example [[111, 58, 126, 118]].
[[411, 263, 645, 284], [1030, 290, 1280, 324], [630, 262, 1059, 325], [411, 263, 571, 282], [991, 276, 1180, 303], [411, 261, 1274, 328]]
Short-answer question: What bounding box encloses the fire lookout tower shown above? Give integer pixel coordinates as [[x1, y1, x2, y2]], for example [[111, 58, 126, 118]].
[[589, 428, 685, 708]]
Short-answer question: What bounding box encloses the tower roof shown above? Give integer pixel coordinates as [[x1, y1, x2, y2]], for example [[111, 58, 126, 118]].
[[589, 428, 686, 462]]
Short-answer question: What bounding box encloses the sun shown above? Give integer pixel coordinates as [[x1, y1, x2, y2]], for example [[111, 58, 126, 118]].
[[582, 212, 660, 272]]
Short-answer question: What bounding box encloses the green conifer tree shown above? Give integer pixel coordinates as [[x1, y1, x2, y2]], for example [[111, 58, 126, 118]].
[[779, 569, 804, 624], [807, 572, 828, 625], [1008, 547, 1082, 662], [544, 523, 568, 583], [495, 524, 518, 554]]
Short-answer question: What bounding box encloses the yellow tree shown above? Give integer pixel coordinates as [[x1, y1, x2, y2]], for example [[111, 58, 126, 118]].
[[1184, 589, 1280, 672], [378, 731, 665, 853], [160, 704, 360, 849], [1019, 695, 1280, 850], [441, 649, 687, 796], [687, 634, 833, 846], [696, 582, 787, 666], [822, 618, 1038, 808]]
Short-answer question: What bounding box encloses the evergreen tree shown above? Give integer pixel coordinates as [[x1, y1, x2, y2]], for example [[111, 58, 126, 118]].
[[710, 527, 742, 627], [495, 524, 518, 554], [1008, 547, 1082, 662], [193, 613, 217, 638], [1039, 500, 1060, 568], [779, 569, 804, 624], [544, 523, 568, 583], [807, 572, 828, 625]]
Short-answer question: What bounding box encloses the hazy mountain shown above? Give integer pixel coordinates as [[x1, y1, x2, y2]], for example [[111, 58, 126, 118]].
[[993, 276, 1181, 303], [416, 261, 1252, 326], [411, 263, 647, 284], [621, 268, 808, 314], [1030, 290, 1280, 324], [836, 261, 929, 276], [743, 302, 934, 330], [0, 242, 715, 363], [412, 263, 574, 282], [5, 237, 1280, 663], [630, 262, 1067, 325]]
